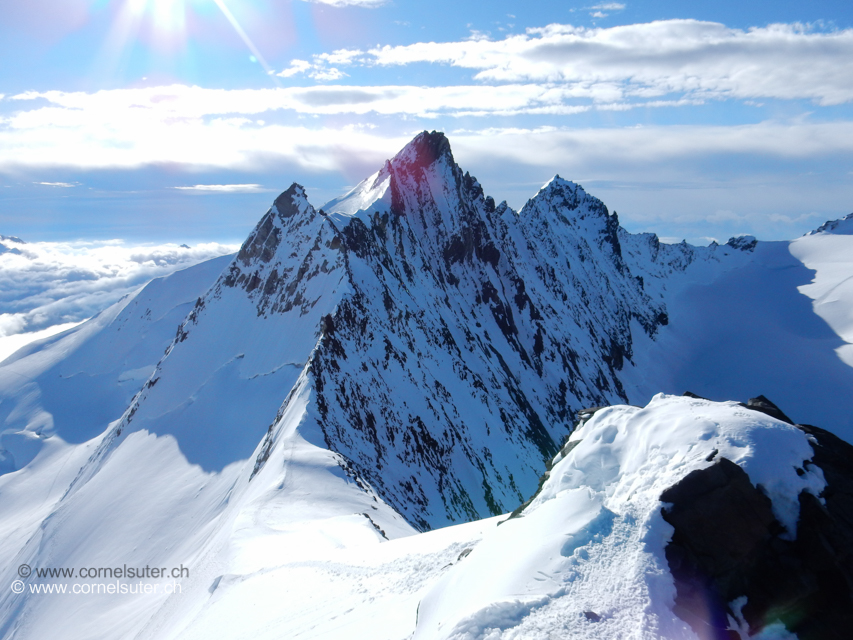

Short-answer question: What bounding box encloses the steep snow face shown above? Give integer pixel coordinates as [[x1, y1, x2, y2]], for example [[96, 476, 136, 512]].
[[789, 223, 853, 369], [412, 394, 824, 640], [0, 366, 414, 640], [0, 254, 233, 473], [94, 184, 349, 473], [305, 131, 667, 529]]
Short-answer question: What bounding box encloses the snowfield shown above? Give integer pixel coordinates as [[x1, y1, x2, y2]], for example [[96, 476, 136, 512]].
[[0, 390, 825, 640], [0, 133, 852, 639]]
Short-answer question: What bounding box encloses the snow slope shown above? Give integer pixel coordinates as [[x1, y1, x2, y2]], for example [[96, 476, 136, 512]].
[[620, 231, 853, 434], [789, 224, 853, 368], [6, 394, 826, 640], [413, 394, 823, 640], [0, 254, 234, 470], [0, 255, 235, 627]]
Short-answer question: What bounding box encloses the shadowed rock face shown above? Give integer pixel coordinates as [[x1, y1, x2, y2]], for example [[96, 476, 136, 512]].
[[661, 398, 853, 640], [286, 131, 670, 530]]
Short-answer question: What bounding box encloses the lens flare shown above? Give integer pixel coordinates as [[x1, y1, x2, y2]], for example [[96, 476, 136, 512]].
[[211, 0, 277, 79], [92, 0, 278, 83]]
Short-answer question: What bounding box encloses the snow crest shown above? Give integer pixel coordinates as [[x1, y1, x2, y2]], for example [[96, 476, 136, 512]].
[[413, 394, 824, 640]]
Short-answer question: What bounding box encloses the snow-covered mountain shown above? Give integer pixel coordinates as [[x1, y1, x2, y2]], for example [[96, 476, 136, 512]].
[[43, 131, 684, 532], [1, 131, 852, 639]]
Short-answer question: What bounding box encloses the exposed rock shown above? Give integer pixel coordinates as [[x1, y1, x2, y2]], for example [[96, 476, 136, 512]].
[[743, 394, 795, 425], [726, 235, 758, 251], [806, 212, 853, 236], [661, 412, 853, 639]]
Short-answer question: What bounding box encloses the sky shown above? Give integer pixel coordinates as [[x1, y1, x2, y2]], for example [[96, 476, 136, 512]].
[[0, 0, 852, 248]]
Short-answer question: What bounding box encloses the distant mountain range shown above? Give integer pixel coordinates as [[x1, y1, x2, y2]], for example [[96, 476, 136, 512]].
[[1, 131, 851, 639]]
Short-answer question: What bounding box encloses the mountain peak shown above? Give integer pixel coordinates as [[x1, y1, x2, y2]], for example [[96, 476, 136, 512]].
[[726, 235, 758, 251], [538, 174, 583, 196], [272, 183, 312, 220], [807, 212, 853, 236], [391, 130, 454, 173]]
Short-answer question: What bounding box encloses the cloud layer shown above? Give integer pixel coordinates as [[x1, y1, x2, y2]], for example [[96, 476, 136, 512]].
[[1, 19, 852, 176], [1, 18, 851, 245], [306, 20, 853, 105], [0, 240, 237, 342], [2, 91, 852, 173]]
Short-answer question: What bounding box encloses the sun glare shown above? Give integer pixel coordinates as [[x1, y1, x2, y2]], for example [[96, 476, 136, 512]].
[[92, 0, 279, 83], [149, 0, 187, 34]]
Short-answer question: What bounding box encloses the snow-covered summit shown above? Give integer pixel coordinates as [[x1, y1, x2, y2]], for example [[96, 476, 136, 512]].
[[323, 130, 455, 222], [413, 393, 850, 640], [807, 212, 853, 236]]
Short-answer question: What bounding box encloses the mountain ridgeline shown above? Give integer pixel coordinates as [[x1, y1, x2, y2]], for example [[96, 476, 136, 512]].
[[95, 131, 739, 531], [297, 132, 669, 530]]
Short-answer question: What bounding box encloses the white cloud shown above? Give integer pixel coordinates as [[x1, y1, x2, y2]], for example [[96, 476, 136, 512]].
[[173, 184, 270, 192], [34, 181, 76, 187], [278, 59, 313, 78], [0, 241, 238, 340], [310, 67, 347, 81], [588, 3, 625, 10], [277, 59, 347, 81], [448, 122, 853, 170], [0, 83, 655, 172], [590, 12, 608, 18], [344, 20, 853, 105], [1, 84, 852, 183]]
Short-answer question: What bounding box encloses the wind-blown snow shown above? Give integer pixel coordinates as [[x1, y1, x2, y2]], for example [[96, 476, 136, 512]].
[[413, 394, 823, 640]]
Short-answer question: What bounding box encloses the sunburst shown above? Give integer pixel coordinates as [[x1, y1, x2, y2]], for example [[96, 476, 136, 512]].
[[97, 0, 277, 81]]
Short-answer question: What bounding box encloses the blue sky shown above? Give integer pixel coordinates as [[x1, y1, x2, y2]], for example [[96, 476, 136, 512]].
[[1, 0, 852, 245]]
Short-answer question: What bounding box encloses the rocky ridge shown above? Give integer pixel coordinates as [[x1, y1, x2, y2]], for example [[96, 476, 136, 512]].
[[82, 131, 750, 531]]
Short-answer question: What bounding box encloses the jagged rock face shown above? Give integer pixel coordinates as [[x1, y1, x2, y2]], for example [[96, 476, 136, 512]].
[[216, 183, 345, 317], [105, 131, 673, 530], [298, 131, 668, 529], [726, 235, 758, 252], [661, 404, 853, 640]]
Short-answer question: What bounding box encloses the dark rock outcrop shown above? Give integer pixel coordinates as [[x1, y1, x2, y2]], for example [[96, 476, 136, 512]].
[[725, 235, 758, 252], [661, 410, 853, 640], [742, 395, 795, 425]]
